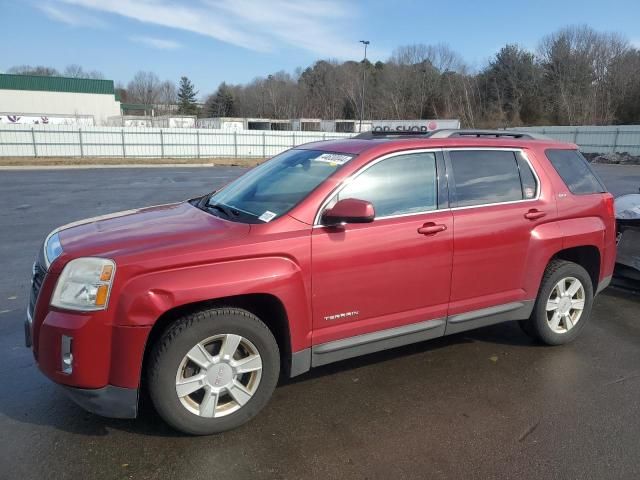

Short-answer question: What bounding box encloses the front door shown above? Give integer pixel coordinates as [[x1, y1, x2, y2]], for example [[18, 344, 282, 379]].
[[311, 150, 453, 348]]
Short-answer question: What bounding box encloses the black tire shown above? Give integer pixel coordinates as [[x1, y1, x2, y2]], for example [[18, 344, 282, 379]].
[[520, 259, 594, 345], [147, 307, 280, 435]]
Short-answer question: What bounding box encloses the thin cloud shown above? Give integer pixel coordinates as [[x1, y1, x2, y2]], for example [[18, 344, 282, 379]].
[[37, 3, 107, 28], [58, 0, 273, 52], [212, 0, 363, 58], [54, 0, 367, 59], [130, 35, 181, 50]]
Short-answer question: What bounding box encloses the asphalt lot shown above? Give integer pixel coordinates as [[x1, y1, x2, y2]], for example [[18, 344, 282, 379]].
[[1, 164, 639, 479]]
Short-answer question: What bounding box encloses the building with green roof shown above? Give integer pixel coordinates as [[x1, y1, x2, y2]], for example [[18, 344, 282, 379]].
[[0, 73, 122, 125]]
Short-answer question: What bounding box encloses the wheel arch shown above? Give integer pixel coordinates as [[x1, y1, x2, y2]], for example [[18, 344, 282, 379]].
[[528, 218, 605, 298], [140, 293, 294, 391], [551, 245, 600, 291]]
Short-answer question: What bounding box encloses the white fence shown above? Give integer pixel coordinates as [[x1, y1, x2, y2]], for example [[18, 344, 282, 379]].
[[0, 124, 354, 158], [513, 125, 640, 155], [3, 124, 640, 159]]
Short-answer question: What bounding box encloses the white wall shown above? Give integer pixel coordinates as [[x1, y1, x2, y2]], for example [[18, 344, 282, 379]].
[[0, 90, 121, 126], [512, 125, 640, 155], [0, 114, 94, 126], [0, 124, 354, 158]]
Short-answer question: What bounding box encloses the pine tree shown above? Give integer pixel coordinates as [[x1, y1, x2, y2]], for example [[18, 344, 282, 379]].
[[177, 76, 198, 115], [205, 82, 235, 117]]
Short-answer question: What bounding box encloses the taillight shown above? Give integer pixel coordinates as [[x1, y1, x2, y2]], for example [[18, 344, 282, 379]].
[[603, 193, 615, 218]]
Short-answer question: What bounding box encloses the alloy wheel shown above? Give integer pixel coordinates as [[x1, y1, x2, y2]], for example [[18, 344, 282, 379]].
[[545, 276, 585, 334], [175, 334, 263, 418]]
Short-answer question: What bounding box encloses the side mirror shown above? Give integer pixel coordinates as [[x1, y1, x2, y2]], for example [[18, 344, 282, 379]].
[[321, 198, 375, 226]]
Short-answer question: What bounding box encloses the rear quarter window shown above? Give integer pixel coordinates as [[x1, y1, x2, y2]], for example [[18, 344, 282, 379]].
[[545, 149, 606, 195]]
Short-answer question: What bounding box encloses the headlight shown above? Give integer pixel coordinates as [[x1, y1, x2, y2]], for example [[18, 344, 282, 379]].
[[44, 231, 63, 269], [51, 257, 116, 311]]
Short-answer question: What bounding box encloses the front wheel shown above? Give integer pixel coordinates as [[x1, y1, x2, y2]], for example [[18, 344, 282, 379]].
[[520, 260, 594, 345], [147, 308, 280, 435]]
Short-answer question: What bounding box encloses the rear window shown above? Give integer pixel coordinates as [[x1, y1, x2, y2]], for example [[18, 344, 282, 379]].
[[449, 150, 526, 207], [545, 149, 606, 195]]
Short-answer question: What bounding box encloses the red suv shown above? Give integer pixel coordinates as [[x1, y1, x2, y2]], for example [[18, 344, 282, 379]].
[[26, 130, 616, 434]]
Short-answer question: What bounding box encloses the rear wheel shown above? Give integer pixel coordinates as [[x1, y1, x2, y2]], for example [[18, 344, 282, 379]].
[[519, 260, 594, 345], [147, 308, 280, 435]]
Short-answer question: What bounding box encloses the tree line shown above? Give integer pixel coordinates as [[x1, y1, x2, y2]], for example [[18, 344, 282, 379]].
[[204, 25, 640, 127], [6, 25, 640, 126]]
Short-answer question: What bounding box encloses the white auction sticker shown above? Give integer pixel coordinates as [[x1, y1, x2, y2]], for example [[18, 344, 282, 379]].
[[258, 210, 277, 222], [313, 153, 352, 165]]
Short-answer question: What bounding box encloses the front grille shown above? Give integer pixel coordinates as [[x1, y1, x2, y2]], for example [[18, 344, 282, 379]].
[[28, 261, 46, 318]]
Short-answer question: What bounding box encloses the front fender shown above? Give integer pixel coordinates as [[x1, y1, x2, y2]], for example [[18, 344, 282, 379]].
[[107, 256, 311, 387], [117, 256, 311, 347]]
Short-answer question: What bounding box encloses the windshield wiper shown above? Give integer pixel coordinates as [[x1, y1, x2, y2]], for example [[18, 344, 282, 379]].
[[206, 201, 233, 219]]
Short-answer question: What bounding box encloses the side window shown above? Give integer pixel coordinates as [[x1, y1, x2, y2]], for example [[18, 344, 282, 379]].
[[516, 154, 538, 199], [333, 152, 437, 218], [545, 149, 606, 194], [449, 150, 524, 207]]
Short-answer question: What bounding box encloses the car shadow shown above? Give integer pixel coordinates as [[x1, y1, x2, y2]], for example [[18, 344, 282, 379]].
[[282, 320, 538, 385], [1, 320, 539, 438], [608, 281, 640, 299]]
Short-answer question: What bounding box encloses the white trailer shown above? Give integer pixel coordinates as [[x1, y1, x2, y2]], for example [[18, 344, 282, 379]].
[[197, 117, 245, 131], [152, 116, 197, 128], [292, 119, 322, 131]]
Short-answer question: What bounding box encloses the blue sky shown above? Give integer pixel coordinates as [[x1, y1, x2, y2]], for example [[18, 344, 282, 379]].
[[1, 0, 639, 99]]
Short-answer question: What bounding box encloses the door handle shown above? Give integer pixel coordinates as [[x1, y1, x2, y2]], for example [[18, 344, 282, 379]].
[[524, 209, 546, 220], [417, 223, 447, 235]]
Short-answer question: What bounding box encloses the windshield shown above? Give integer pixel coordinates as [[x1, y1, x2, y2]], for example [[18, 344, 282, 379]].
[[206, 149, 354, 223]]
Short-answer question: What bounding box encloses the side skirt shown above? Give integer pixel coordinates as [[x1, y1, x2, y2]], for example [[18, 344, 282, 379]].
[[311, 319, 446, 368], [289, 300, 535, 377], [445, 301, 534, 336]]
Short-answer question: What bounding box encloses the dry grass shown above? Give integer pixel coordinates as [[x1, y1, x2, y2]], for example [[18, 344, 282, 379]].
[[0, 157, 266, 167]]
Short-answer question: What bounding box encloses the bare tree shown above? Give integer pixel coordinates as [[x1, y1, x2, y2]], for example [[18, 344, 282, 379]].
[[7, 65, 60, 76], [538, 25, 630, 125], [157, 81, 177, 114], [127, 71, 162, 106], [63, 64, 104, 79]]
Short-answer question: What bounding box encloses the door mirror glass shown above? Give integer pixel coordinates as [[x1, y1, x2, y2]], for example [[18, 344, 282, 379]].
[[321, 198, 375, 226]]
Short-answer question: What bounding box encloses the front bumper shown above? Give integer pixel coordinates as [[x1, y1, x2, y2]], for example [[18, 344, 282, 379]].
[[27, 245, 145, 419], [29, 306, 149, 419], [61, 384, 138, 419]]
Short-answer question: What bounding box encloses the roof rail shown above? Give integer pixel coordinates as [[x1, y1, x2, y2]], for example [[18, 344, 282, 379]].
[[428, 129, 549, 140], [353, 129, 550, 141]]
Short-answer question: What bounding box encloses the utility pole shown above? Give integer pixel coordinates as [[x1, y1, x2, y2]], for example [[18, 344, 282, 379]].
[[359, 40, 370, 133]]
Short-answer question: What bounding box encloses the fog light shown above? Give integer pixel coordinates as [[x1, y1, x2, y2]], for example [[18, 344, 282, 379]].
[[61, 335, 73, 374]]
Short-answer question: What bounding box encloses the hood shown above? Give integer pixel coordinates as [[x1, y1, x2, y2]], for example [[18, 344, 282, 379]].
[[54, 201, 250, 271]]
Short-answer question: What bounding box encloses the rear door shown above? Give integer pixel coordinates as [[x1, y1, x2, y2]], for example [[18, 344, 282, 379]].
[[445, 148, 553, 327], [311, 150, 453, 349]]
